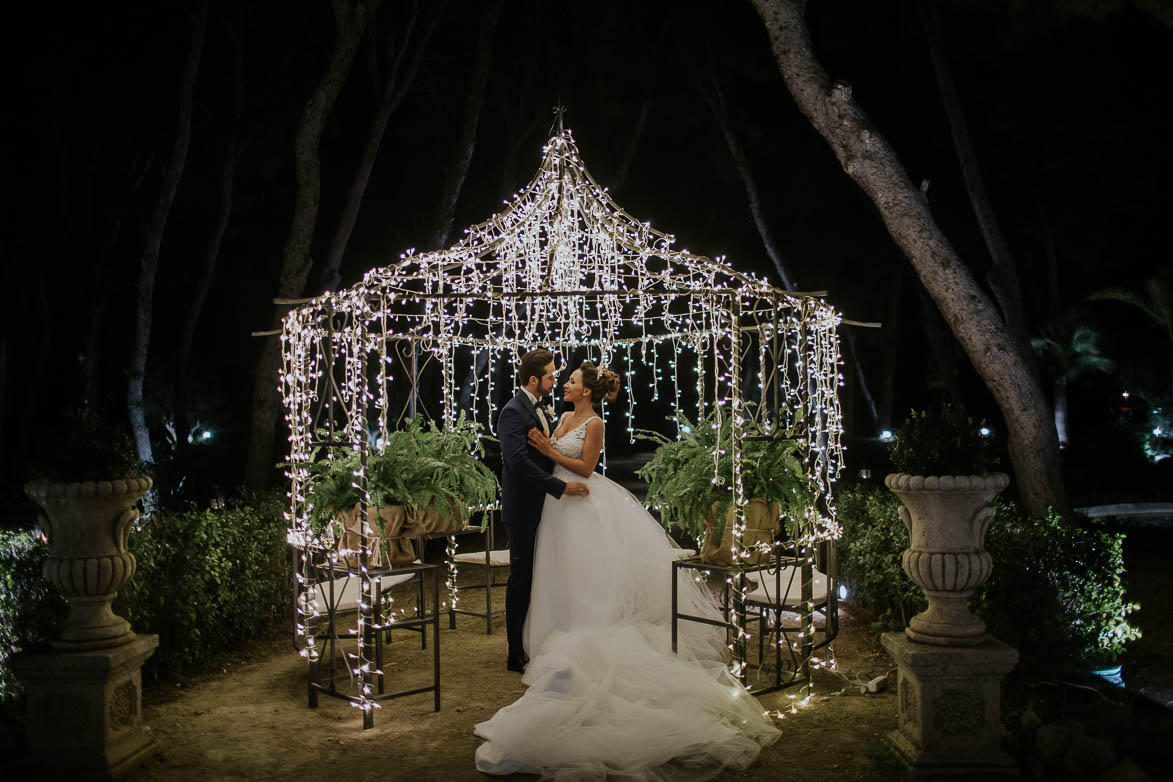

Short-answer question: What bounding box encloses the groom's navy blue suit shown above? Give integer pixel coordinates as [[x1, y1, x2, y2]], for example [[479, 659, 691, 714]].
[[499, 391, 566, 664]]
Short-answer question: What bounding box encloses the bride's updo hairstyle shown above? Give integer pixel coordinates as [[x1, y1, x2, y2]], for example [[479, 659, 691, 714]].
[[579, 361, 621, 410]]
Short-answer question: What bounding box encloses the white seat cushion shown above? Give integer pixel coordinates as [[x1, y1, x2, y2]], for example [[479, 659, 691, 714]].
[[744, 566, 829, 606], [453, 549, 511, 567], [320, 562, 421, 612]]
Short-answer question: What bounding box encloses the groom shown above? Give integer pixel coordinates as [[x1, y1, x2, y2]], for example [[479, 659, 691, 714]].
[[498, 349, 589, 673]]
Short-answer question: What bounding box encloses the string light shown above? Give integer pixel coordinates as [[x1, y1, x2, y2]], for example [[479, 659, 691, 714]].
[[279, 126, 845, 716]]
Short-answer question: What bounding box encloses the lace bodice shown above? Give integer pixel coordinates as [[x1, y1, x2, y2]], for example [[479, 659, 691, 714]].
[[549, 413, 598, 460]]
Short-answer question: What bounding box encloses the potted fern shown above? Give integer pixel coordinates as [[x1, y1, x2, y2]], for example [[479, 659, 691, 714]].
[[305, 413, 499, 568], [884, 403, 1008, 646], [637, 410, 814, 566]]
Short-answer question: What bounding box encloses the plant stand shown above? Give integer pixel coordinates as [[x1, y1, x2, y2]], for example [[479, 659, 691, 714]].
[[12, 634, 158, 780], [882, 633, 1019, 777], [304, 559, 441, 728], [672, 550, 838, 696]]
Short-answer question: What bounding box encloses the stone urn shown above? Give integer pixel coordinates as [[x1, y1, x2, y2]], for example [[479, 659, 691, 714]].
[[884, 473, 1009, 647], [24, 477, 152, 650]]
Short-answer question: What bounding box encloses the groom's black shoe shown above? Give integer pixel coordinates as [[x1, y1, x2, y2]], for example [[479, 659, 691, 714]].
[[506, 655, 527, 674]]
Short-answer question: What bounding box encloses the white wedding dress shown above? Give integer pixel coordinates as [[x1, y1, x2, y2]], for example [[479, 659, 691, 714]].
[[474, 414, 779, 781]]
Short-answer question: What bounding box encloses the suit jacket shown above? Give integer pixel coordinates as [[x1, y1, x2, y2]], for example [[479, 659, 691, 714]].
[[499, 391, 566, 528]]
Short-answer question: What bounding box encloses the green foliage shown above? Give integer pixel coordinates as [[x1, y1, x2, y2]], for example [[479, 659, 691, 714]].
[[635, 409, 814, 539], [303, 412, 500, 536], [979, 502, 1141, 668], [1031, 322, 1114, 381], [0, 528, 67, 702], [836, 482, 1141, 667], [888, 403, 1000, 476], [835, 483, 924, 632], [26, 408, 142, 482], [113, 492, 292, 680]]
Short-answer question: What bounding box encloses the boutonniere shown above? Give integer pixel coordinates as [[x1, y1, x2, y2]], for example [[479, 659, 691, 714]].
[[539, 403, 556, 421]]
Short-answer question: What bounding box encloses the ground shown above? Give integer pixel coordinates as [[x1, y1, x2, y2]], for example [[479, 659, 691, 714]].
[[134, 580, 903, 782], [128, 522, 1173, 782]]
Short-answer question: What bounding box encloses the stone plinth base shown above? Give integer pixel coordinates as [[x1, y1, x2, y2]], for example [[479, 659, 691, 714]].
[[882, 632, 1020, 778], [12, 634, 158, 780]]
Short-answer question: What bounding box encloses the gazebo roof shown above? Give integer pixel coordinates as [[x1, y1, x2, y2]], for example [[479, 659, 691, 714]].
[[288, 128, 832, 351], [361, 129, 777, 299]]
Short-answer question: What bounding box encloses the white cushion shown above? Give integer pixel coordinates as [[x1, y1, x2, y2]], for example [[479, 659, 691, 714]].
[[453, 549, 511, 567], [319, 562, 421, 612], [744, 566, 829, 606], [669, 548, 698, 560]]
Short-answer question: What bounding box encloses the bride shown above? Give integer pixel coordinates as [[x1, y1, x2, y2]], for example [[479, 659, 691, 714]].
[[474, 362, 779, 780]]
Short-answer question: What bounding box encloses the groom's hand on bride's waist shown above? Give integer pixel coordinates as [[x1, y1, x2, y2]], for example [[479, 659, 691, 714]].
[[564, 482, 589, 497]]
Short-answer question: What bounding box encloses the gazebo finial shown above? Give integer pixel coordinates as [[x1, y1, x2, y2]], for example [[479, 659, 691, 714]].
[[553, 102, 567, 133]]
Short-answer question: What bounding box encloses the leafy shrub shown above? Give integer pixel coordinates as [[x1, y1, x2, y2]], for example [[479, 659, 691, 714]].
[[835, 482, 924, 632], [636, 410, 813, 539], [835, 482, 1140, 668], [888, 403, 1000, 476], [26, 408, 142, 482], [979, 502, 1140, 668], [113, 492, 291, 680], [0, 528, 67, 702]]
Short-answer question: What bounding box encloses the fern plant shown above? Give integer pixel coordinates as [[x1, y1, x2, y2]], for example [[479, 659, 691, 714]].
[[304, 411, 499, 540], [636, 409, 814, 540]]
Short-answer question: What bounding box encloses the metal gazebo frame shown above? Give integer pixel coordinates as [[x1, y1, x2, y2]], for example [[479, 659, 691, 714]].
[[280, 123, 845, 725]]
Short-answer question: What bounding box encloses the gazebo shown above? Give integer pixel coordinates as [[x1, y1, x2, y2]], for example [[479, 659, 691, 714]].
[[280, 121, 845, 725]]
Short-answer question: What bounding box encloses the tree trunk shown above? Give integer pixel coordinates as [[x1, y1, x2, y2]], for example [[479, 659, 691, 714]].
[[701, 61, 880, 428], [128, 0, 206, 467], [915, 280, 964, 408], [427, 0, 503, 251], [175, 135, 243, 458], [245, 0, 382, 492], [175, 6, 248, 462], [611, 95, 651, 194], [1053, 373, 1069, 449], [496, 43, 543, 201], [878, 270, 904, 431], [1132, 0, 1173, 33], [750, 0, 1068, 518], [316, 0, 443, 295], [917, 0, 1034, 366], [699, 72, 797, 291]]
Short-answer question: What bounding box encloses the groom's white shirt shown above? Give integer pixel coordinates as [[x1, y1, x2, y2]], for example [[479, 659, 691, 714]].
[[520, 387, 550, 435]]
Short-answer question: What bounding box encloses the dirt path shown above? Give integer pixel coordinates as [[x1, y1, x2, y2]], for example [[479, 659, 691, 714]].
[[133, 586, 901, 782]]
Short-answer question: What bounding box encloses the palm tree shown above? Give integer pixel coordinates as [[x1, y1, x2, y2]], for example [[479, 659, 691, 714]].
[[1090, 266, 1173, 390], [1091, 266, 1173, 461], [1031, 320, 1114, 448]]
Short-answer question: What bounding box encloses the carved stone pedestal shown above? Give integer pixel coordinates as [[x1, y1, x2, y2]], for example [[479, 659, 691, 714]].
[[12, 634, 158, 780], [882, 632, 1020, 778]]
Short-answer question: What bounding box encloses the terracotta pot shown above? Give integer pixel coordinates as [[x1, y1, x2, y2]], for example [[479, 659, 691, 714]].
[[885, 473, 1009, 646], [699, 498, 780, 566], [24, 477, 152, 650]]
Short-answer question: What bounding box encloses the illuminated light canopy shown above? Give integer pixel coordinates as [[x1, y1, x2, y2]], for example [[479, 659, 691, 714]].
[[279, 123, 845, 718]]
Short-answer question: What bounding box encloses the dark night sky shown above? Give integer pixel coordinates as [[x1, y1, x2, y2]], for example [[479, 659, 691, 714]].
[[2, 1, 1171, 498]]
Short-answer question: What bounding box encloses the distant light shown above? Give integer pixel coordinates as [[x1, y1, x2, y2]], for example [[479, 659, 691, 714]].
[[375, 437, 384, 450], [858, 468, 872, 480], [838, 584, 848, 600], [1121, 390, 1130, 400], [1154, 426, 1164, 438], [201, 430, 212, 441], [978, 426, 992, 438], [879, 430, 894, 443]]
